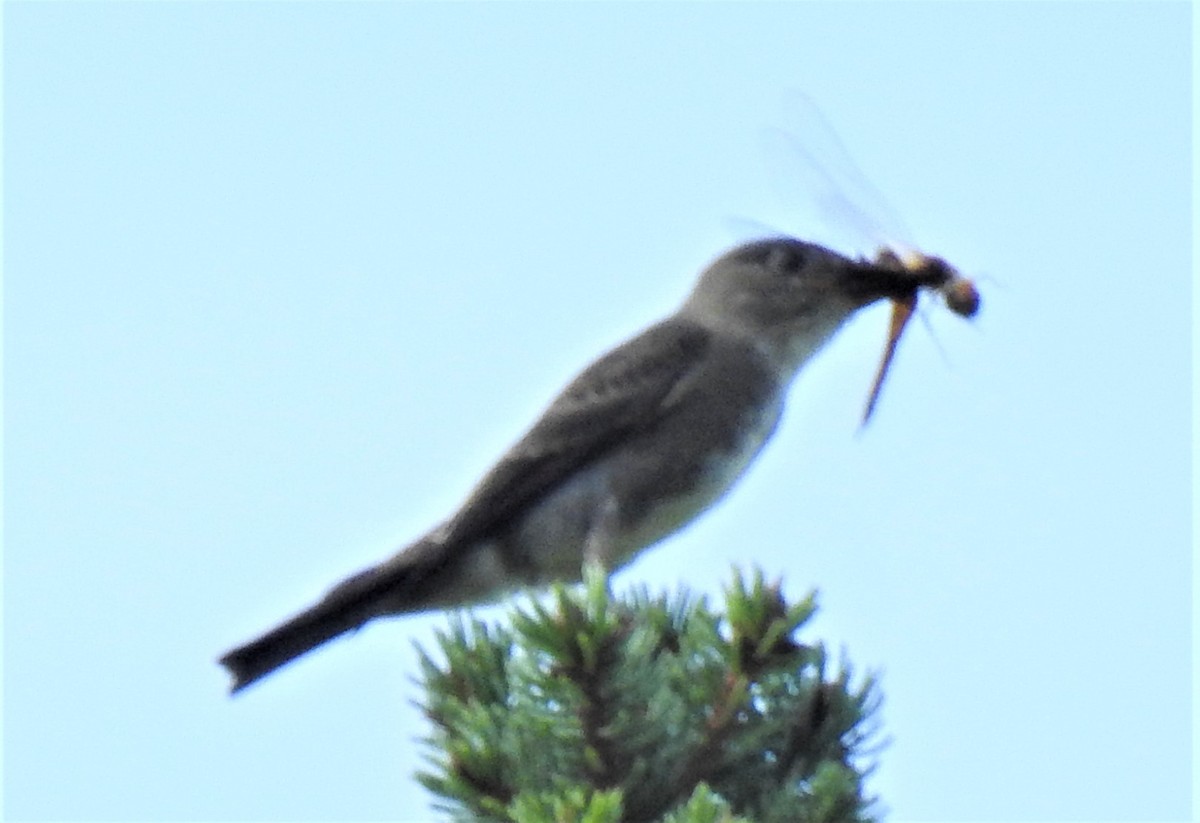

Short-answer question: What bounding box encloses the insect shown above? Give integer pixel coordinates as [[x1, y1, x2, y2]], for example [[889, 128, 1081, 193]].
[[863, 248, 979, 423], [763, 93, 980, 424]]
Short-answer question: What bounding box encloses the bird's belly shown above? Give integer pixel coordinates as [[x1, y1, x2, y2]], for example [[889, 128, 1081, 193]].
[[425, 395, 782, 603], [504, 394, 784, 582], [614, 395, 784, 561]]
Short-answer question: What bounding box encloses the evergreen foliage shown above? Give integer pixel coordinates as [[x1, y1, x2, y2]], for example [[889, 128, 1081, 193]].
[[416, 568, 883, 822]]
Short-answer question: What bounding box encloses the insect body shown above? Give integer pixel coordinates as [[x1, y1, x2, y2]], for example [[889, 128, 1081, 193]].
[[763, 94, 980, 423], [862, 248, 979, 423]]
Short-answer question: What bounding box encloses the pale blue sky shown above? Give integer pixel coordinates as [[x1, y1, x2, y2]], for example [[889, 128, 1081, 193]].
[[4, 3, 1193, 822]]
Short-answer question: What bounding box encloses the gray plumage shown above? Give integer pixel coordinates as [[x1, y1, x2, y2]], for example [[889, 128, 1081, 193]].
[[219, 237, 974, 693]]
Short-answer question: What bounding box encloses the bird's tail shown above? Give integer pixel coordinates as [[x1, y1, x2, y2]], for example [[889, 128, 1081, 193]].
[[218, 564, 414, 694]]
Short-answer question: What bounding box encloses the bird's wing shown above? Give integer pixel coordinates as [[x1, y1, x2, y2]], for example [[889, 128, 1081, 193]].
[[440, 319, 713, 547]]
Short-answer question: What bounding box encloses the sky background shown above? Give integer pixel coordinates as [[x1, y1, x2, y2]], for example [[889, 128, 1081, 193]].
[[3, 3, 1193, 822]]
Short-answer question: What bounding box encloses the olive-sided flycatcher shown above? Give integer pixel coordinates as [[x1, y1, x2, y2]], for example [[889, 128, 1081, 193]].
[[219, 237, 978, 693]]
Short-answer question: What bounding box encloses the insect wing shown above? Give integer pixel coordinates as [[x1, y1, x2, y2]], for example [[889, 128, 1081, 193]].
[[762, 91, 917, 259]]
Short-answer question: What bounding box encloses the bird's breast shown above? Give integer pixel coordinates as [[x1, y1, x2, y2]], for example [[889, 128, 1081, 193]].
[[609, 388, 785, 564], [504, 346, 786, 581]]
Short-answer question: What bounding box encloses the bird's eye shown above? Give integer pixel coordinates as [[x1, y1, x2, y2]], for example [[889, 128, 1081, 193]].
[[766, 243, 805, 276], [730, 239, 813, 278], [732, 239, 807, 275]]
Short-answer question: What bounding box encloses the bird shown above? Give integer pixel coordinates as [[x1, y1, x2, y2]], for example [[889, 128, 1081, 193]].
[[218, 236, 978, 693]]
